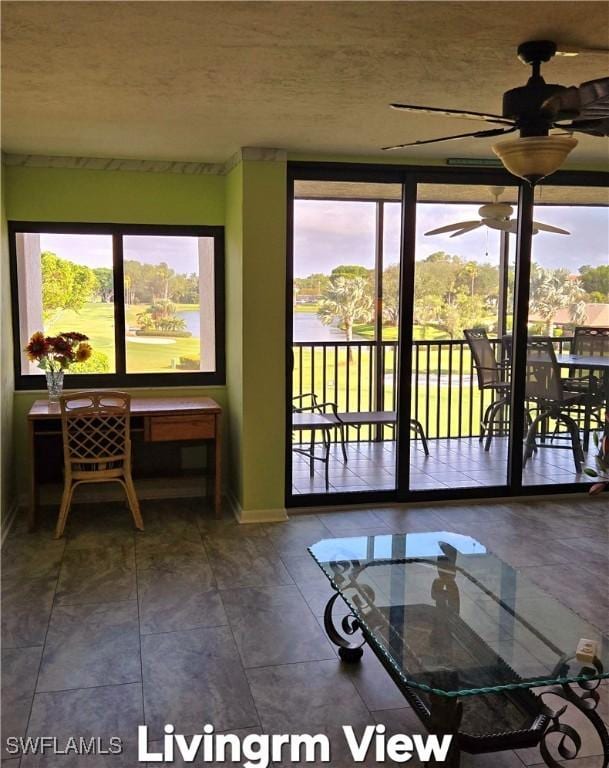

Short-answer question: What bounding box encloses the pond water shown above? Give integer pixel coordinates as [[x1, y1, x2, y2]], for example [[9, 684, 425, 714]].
[[176, 308, 369, 342], [176, 310, 200, 336], [293, 311, 368, 342]]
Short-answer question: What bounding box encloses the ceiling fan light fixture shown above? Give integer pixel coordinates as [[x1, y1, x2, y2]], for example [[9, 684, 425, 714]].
[[492, 135, 578, 184]]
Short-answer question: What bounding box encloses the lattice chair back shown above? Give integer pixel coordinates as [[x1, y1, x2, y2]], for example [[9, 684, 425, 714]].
[[572, 326, 609, 357], [525, 339, 564, 403], [464, 329, 500, 390], [60, 391, 131, 473]]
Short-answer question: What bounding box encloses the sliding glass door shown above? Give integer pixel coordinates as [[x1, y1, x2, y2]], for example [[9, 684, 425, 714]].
[[286, 164, 609, 507], [519, 185, 609, 489], [410, 183, 518, 492], [289, 179, 403, 497]]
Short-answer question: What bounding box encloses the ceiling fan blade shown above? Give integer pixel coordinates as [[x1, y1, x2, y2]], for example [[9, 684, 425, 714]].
[[555, 45, 609, 57], [449, 222, 484, 237], [564, 116, 609, 137], [533, 221, 570, 235], [485, 219, 513, 232], [425, 220, 480, 236], [382, 126, 516, 151], [544, 76, 609, 120], [507, 220, 569, 235], [389, 103, 514, 126]]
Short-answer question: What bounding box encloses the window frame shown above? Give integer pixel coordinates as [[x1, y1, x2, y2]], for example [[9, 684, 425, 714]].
[[9, 221, 226, 390]]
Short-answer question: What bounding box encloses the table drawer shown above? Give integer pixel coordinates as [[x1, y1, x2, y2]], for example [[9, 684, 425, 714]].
[[145, 414, 215, 442]]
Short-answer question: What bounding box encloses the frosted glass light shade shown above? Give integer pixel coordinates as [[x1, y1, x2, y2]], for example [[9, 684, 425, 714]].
[[492, 135, 578, 184]]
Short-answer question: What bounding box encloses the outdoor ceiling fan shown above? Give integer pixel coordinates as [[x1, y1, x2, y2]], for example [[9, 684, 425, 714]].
[[424, 186, 570, 238], [383, 40, 609, 182]]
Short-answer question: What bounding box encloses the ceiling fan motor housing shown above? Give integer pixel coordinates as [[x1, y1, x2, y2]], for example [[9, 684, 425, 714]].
[[503, 82, 570, 134], [478, 202, 513, 219]]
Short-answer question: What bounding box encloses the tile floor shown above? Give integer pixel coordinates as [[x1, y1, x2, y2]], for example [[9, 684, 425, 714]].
[[292, 438, 598, 494], [2, 496, 608, 767]]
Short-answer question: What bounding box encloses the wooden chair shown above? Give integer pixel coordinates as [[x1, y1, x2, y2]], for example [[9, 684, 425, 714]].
[[55, 391, 144, 538]]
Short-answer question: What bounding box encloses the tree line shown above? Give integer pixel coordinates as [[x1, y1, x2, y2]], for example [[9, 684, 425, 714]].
[[294, 253, 609, 340], [41, 252, 200, 319]]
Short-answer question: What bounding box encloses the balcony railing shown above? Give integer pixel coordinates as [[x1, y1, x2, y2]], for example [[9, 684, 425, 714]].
[[292, 337, 574, 441]]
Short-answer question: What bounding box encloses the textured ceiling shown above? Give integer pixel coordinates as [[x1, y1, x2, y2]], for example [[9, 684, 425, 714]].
[[2, 1, 609, 166]]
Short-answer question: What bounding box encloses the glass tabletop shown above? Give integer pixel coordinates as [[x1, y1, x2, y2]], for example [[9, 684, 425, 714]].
[[309, 532, 609, 698]]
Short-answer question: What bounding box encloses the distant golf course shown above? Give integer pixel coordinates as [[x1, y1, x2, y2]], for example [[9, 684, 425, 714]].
[[46, 302, 202, 373]]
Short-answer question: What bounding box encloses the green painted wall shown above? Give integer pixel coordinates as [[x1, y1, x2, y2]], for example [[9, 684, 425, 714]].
[[224, 163, 244, 505], [4, 166, 224, 224], [1, 175, 16, 525], [224, 159, 287, 513], [241, 159, 286, 511], [4, 164, 228, 504]]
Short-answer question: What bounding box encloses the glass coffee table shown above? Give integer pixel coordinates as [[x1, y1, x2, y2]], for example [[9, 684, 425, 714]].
[[309, 532, 609, 767]]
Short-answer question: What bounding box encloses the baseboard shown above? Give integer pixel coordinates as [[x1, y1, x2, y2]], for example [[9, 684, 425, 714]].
[[1, 498, 19, 548], [18, 477, 209, 508], [227, 491, 288, 524]]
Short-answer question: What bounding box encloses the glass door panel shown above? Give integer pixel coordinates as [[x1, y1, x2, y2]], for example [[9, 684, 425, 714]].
[[410, 183, 518, 491], [290, 180, 402, 496], [521, 185, 609, 488]]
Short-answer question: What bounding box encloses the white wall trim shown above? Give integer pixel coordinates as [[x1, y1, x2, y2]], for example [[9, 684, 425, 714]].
[[223, 146, 287, 175], [2, 148, 287, 177], [2, 152, 224, 176], [1, 498, 19, 548], [226, 491, 288, 524]]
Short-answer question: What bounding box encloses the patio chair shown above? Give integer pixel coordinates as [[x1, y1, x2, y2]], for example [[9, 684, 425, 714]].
[[291, 393, 347, 491], [464, 329, 511, 451], [523, 339, 585, 473], [55, 391, 144, 538], [563, 326, 609, 450]]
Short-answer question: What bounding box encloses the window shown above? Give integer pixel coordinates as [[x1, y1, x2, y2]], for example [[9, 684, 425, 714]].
[[9, 223, 225, 388]]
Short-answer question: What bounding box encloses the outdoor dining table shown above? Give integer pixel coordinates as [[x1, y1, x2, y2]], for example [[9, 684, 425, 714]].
[[556, 353, 609, 407]]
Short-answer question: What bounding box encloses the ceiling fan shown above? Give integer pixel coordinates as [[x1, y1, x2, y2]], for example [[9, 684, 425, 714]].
[[424, 186, 570, 238], [383, 40, 609, 181]]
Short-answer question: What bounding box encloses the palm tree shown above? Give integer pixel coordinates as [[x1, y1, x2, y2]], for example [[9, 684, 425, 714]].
[[461, 261, 479, 297], [529, 265, 584, 336], [318, 276, 373, 359]]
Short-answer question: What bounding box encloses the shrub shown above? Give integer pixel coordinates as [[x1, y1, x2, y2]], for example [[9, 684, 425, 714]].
[[69, 349, 111, 373], [134, 329, 192, 338], [177, 357, 200, 370]]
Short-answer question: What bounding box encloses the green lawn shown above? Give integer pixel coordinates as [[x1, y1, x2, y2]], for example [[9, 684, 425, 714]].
[[46, 302, 202, 373], [293, 343, 494, 440], [294, 303, 321, 313]]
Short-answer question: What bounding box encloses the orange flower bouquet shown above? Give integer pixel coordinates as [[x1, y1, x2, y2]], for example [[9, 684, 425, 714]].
[[25, 331, 92, 400]]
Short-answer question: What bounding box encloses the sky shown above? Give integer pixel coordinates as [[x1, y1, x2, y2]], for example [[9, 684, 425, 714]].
[[35, 201, 608, 279], [39, 234, 201, 274], [294, 200, 609, 276]]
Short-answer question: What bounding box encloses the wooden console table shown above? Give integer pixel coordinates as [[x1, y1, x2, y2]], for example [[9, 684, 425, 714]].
[[27, 396, 222, 530]]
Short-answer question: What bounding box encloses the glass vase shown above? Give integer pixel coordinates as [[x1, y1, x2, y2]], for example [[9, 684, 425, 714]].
[[46, 370, 64, 402]]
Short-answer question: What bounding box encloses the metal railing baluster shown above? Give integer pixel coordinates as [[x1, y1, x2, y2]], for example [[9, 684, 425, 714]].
[[290, 336, 574, 443]]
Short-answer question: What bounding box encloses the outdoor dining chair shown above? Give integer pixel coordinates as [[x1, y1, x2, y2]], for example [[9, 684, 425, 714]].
[[523, 339, 585, 473], [563, 326, 609, 450], [54, 391, 144, 538], [464, 328, 511, 451]]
